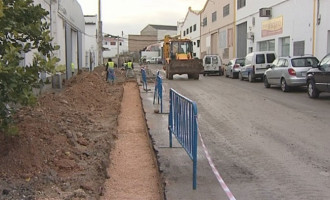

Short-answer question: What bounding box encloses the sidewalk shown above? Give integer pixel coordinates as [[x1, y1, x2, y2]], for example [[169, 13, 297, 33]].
[[139, 75, 228, 200]]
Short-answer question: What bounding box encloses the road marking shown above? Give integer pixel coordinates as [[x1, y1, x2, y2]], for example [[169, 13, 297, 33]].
[[198, 126, 237, 200]]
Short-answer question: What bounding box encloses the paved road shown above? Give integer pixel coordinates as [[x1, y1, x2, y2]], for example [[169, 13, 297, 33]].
[[143, 63, 330, 200]]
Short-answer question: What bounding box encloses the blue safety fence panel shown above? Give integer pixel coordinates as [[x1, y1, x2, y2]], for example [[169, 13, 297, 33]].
[[141, 68, 148, 91], [153, 71, 163, 113], [169, 88, 198, 189]]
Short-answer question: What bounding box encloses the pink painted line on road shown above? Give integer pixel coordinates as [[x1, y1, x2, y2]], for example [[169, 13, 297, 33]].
[[198, 128, 237, 200]]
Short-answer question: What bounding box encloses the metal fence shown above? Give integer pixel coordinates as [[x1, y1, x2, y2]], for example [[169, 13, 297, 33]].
[[153, 71, 163, 113], [168, 88, 198, 189], [141, 68, 148, 91]]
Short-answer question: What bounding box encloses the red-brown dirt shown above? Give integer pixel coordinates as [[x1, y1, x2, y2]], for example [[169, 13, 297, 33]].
[[0, 67, 161, 200]]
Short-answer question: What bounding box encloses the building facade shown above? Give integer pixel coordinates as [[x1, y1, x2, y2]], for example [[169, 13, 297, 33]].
[[31, 0, 85, 79], [141, 24, 177, 41], [314, 0, 330, 59], [191, 0, 330, 63], [200, 0, 235, 63], [84, 15, 98, 71], [178, 7, 201, 59], [103, 36, 128, 59]]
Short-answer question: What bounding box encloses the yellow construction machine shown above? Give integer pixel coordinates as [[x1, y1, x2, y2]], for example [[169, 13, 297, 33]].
[[163, 35, 203, 80]]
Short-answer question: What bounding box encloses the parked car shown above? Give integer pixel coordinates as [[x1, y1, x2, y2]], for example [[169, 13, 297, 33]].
[[239, 51, 276, 82], [202, 55, 222, 76], [225, 58, 245, 78], [146, 57, 161, 64], [263, 56, 319, 92], [306, 53, 330, 98]]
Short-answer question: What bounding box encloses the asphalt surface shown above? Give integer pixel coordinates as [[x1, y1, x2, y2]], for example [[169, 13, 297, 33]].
[[139, 64, 330, 200]]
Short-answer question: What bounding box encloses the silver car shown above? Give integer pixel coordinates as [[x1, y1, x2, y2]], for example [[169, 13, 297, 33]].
[[264, 56, 319, 92], [225, 58, 245, 78]]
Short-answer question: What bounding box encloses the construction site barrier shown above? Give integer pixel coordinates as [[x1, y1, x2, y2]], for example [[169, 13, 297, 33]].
[[168, 88, 198, 189], [141, 68, 148, 92], [153, 71, 163, 113]]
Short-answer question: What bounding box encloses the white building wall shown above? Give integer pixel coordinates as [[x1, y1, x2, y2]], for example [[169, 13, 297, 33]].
[[84, 15, 98, 70], [315, 0, 330, 59], [180, 8, 201, 58], [103, 38, 128, 58], [237, 0, 314, 57]]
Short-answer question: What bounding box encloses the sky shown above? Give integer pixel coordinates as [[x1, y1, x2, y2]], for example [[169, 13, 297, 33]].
[[76, 0, 207, 37]]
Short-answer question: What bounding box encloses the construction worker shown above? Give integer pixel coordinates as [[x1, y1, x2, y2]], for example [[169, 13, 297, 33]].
[[106, 58, 115, 84], [126, 60, 134, 78]]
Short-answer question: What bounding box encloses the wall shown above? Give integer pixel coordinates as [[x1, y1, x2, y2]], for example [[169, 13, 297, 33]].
[[84, 15, 98, 71], [180, 7, 201, 58], [236, 0, 315, 57], [141, 26, 157, 36], [128, 35, 158, 53], [315, 0, 330, 59]]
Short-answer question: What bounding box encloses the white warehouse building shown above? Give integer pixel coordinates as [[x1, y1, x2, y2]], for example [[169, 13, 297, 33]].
[[236, 0, 330, 60], [178, 7, 201, 59], [27, 0, 85, 80]]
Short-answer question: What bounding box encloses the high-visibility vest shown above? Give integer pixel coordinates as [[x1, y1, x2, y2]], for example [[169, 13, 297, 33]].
[[127, 62, 133, 69], [71, 62, 74, 70], [108, 61, 114, 69]]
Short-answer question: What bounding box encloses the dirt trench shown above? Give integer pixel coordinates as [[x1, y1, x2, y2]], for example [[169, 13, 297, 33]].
[[101, 82, 163, 200]]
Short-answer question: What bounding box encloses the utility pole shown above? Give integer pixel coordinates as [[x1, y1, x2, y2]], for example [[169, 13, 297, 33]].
[[97, 0, 103, 66], [117, 35, 119, 66]]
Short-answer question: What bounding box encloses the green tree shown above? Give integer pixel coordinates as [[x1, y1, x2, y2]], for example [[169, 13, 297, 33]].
[[0, 0, 59, 135]]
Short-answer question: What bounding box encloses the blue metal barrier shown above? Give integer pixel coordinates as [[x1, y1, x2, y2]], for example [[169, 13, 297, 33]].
[[141, 68, 148, 91], [169, 88, 198, 189], [153, 71, 163, 113]]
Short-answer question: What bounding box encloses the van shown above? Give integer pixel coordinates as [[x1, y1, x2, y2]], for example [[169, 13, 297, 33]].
[[239, 51, 276, 82], [202, 55, 222, 76]]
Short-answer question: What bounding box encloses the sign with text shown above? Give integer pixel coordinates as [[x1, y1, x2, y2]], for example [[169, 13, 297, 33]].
[[262, 16, 283, 37]]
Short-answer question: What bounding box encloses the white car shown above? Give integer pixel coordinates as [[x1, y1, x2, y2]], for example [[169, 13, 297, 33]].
[[146, 57, 161, 64], [225, 58, 245, 79]]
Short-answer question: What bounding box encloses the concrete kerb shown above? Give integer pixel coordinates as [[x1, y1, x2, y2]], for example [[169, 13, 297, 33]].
[[134, 81, 165, 200]]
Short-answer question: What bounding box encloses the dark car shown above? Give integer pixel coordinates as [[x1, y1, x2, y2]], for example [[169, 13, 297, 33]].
[[306, 54, 330, 98]]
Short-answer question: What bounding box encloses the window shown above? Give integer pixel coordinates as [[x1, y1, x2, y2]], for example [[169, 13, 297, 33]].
[[120, 42, 122, 46], [212, 56, 219, 64], [223, 4, 230, 17], [259, 40, 275, 51], [277, 59, 287, 67], [293, 41, 305, 56], [256, 54, 265, 64], [212, 12, 217, 22], [320, 55, 330, 71], [190, 26, 192, 33], [281, 37, 290, 56], [237, 0, 246, 9], [183, 31, 186, 36], [203, 17, 207, 26], [193, 24, 196, 31], [291, 57, 319, 67], [266, 53, 276, 63], [197, 40, 200, 47], [186, 28, 189, 34], [205, 56, 211, 64]]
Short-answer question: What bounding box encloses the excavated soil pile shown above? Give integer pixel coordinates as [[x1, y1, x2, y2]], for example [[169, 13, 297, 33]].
[[0, 67, 125, 199]]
